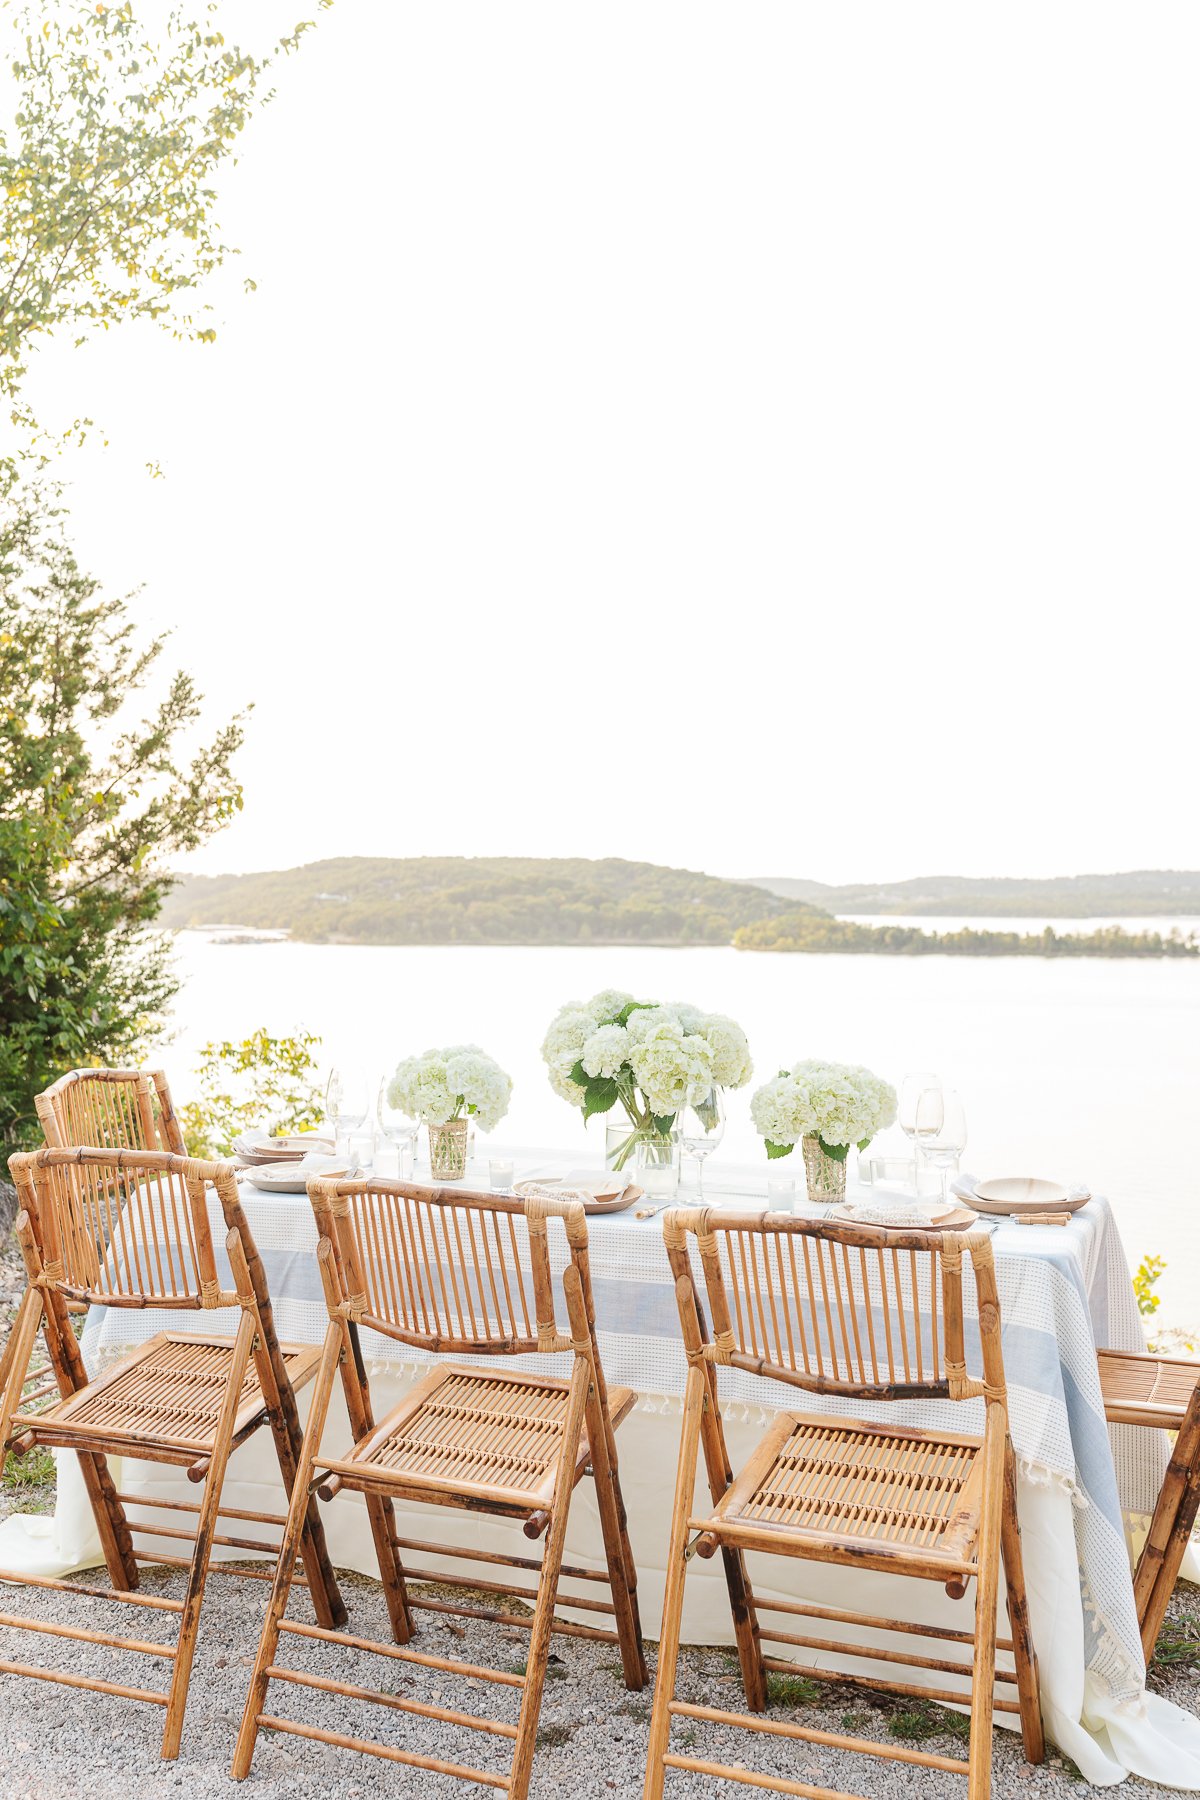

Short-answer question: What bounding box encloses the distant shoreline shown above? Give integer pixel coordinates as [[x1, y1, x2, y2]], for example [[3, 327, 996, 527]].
[[162, 859, 1200, 959]]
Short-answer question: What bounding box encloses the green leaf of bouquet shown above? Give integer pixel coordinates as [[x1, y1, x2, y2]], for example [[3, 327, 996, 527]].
[[857, 1136, 872, 1152], [651, 1112, 676, 1138], [764, 1139, 794, 1160], [570, 1058, 589, 1086], [818, 1138, 850, 1161], [582, 1077, 619, 1120]]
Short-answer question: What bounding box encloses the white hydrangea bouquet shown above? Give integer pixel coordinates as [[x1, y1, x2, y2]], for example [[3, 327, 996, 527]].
[[541, 989, 753, 1171], [387, 1044, 512, 1180], [750, 1059, 897, 1204]]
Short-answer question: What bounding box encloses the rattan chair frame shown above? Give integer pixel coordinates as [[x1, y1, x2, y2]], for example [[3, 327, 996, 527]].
[[0, 1147, 346, 1759], [35, 1067, 186, 1156], [233, 1177, 646, 1799], [1098, 1345, 1200, 1661], [642, 1207, 1045, 1800]]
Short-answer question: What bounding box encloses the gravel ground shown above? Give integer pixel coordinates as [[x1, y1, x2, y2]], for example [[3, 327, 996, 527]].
[[2, 1234, 1198, 1800]]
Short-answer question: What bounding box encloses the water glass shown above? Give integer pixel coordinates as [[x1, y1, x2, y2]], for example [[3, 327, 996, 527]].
[[489, 1157, 515, 1192], [914, 1087, 967, 1206], [899, 1071, 941, 1197], [766, 1175, 796, 1212], [347, 1124, 376, 1174]]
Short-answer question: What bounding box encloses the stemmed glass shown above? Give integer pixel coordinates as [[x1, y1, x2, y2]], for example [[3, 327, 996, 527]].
[[914, 1087, 967, 1208], [377, 1077, 419, 1177], [678, 1084, 725, 1206], [324, 1068, 369, 1153], [899, 1071, 941, 1197]]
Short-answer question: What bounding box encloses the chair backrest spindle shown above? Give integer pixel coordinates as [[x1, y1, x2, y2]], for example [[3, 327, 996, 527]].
[[665, 1208, 1002, 1407], [310, 1178, 587, 1358], [8, 1148, 239, 1312], [35, 1067, 186, 1157]]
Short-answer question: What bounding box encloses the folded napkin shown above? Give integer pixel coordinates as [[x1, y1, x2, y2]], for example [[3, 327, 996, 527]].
[[845, 1201, 941, 1228]]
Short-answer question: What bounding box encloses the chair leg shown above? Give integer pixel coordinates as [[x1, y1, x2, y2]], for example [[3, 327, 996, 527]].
[[160, 1307, 258, 1761], [1001, 1437, 1045, 1763], [0, 1290, 43, 1484], [364, 1490, 414, 1644], [9, 1248, 140, 1593], [232, 1323, 343, 1780], [967, 1409, 1005, 1800], [695, 1374, 765, 1713], [582, 1370, 646, 1689], [1134, 1392, 1200, 1666], [643, 1364, 706, 1800], [506, 1359, 591, 1800]]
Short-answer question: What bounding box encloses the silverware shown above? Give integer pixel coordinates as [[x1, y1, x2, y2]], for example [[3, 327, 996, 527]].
[[634, 1203, 663, 1220]]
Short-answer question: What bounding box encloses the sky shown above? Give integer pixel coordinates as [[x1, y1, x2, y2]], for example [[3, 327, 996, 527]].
[[19, 1, 1200, 885]]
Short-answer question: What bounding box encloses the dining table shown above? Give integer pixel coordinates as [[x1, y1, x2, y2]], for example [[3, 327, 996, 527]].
[[2, 1143, 1198, 1789]]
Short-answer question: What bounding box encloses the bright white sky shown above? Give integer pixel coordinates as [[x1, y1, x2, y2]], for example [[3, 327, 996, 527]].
[[20, 2, 1200, 884]]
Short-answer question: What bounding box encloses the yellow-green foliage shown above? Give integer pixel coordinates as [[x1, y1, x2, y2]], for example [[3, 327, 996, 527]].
[[180, 1028, 324, 1157]]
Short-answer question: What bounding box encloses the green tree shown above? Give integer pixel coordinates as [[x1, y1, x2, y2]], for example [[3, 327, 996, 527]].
[[0, 3, 327, 1148], [0, 468, 245, 1145], [1, 0, 324, 412]]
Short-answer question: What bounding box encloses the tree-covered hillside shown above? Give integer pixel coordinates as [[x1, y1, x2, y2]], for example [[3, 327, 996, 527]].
[[744, 870, 1200, 917], [160, 857, 804, 945]]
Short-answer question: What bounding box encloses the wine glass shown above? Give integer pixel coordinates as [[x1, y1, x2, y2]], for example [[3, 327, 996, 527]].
[[325, 1068, 369, 1152], [678, 1084, 725, 1206], [899, 1071, 941, 1197], [914, 1087, 967, 1207], [377, 1077, 418, 1177]]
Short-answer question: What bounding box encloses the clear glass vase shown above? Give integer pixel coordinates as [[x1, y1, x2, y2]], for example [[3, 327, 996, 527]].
[[604, 1111, 643, 1173], [428, 1117, 469, 1181], [801, 1134, 847, 1205], [635, 1129, 680, 1202]]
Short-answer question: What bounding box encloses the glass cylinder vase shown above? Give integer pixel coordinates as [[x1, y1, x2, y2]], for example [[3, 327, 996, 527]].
[[428, 1116, 469, 1181], [635, 1129, 680, 1202], [801, 1134, 847, 1205], [604, 1111, 643, 1173]]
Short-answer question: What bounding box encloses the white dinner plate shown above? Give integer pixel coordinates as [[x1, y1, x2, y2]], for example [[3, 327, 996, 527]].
[[243, 1156, 350, 1194], [970, 1176, 1086, 1215]]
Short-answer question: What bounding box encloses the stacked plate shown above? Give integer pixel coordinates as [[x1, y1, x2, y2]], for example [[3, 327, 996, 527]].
[[961, 1176, 1091, 1219], [514, 1173, 642, 1216], [233, 1132, 334, 1167]]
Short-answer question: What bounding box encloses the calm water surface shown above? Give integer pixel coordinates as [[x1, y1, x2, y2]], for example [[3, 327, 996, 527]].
[[155, 935, 1200, 1326]]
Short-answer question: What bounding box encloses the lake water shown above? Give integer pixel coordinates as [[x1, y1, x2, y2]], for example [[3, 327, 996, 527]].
[[155, 933, 1200, 1327]]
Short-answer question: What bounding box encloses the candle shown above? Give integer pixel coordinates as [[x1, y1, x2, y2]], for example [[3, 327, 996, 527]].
[[489, 1158, 515, 1192]]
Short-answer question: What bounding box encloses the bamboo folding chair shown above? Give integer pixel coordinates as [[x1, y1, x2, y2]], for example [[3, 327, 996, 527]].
[[36, 1067, 185, 1157], [1097, 1346, 1200, 1661], [0, 1147, 346, 1759], [644, 1209, 1045, 1800], [233, 1177, 647, 1797]]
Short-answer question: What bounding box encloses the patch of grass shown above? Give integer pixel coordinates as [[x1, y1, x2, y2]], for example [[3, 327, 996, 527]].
[[840, 1710, 872, 1732], [615, 1696, 652, 1722], [677, 1729, 699, 1749], [765, 1671, 823, 1708], [886, 1702, 971, 1743], [1151, 1618, 1200, 1671], [535, 1722, 575, 1749], [1, 1446, 55, 1491]]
